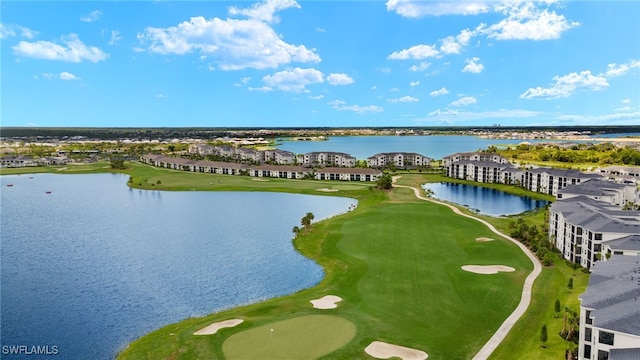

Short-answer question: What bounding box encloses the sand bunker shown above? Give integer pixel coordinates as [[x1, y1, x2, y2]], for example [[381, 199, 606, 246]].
[[193, 319, 243, 335], [252, 178, 269, 181], [316, 188, 338, 192], [476, 237, 495, 242], [365, 341, 428, 360], [462, 265, 515, 275], [310, 295, 342, 309]]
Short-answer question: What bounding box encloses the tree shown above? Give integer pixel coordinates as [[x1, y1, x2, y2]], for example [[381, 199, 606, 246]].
[[110, 157, 126, 169], [540, 324, 548, 347], [292, 226, 300, 237], [567, 277, 573, 290], [376, 174, 392, 189], [301, 212, 315, 231], [554, 299, 561, 318]]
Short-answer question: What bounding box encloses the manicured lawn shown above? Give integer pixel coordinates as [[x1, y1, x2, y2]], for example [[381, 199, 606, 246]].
[[222, 315, 356, 360]]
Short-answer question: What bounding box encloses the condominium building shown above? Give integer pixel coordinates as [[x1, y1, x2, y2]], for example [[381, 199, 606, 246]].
[[296, 152, 356, 167], [578, 255, 640, 360], [557, 179, 639, 208], [548, 196, 640, 269], [523, 168, 603, 197], [441, 152, 510, 167], [367, 152, 431, 168]]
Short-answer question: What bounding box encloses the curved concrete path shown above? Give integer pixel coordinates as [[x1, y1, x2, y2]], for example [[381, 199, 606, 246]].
[[392, 177, 542, 360]]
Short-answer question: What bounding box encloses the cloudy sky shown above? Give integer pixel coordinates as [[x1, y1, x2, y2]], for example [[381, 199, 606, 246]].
[[1, 0, 639, 127]]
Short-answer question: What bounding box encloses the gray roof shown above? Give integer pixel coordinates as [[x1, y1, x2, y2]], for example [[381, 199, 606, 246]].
[[610, 348, 640, 360], [558, 179, 628, 197], [550, 196, 640, 233], [316, 167, 382, 175], [526, 167, 604, 179], [606, 235, 640, 251], [451, 160, 515, 169], [580, 255, 640, 337]]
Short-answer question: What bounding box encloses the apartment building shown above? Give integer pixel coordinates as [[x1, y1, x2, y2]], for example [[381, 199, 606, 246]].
[[366, 152, 431, 168]]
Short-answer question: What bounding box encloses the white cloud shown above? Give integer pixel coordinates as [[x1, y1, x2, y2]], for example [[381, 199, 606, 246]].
[[1, 23, 37, 39], [309, 94, 324, 100], [450, 95, 477, 107], [388, 44, 439, 60], [409, 61, 430, 72], [262, 67, 323, 92], [248, 86, 273, 92], [42, 72, 80, 80], [386, 0, 490, 17], [137, 11, 320, 70], [410, 81, 419, 87], [481, 1, 579, 41], [462, 57, 483, 73], [430, 87, 449, 96], [440, 29, 473, 54], [108, 30, 122, 45], [329, 100, 383, 114], [316, 27, 325, 33], [604, 59, 640, 78], [553, 111, 640, 126], [622, 98, 632, 104], [326, 73, 354, 85], [13, 34, 108, 63], [388, 96, 419, 103], [614, 106, 633, 112], [228, 0, 299, 23], [520, 70, 609, 99], [156, 94, 168, 98], [80, 10, 103, 23], [59, 72, 79, 80]]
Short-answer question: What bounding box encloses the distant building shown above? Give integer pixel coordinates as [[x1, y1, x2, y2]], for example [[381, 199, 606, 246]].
[[0, 155, 37, 168], [296, 152, 356, 168], [249, 165, 310, 179], [315, 167, 382, 182], [367, 152, 431, 169], [578, 255, 640, 360], [441, 152, 510, 167]]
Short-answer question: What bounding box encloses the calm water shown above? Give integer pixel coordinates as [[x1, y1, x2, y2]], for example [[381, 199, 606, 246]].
[[1, 174, 355, 359], [276, 135, 549, 160], [422, 182, 548, 217]]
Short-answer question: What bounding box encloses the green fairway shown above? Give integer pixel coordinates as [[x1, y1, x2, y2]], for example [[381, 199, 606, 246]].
[[222, 315, 356, 360]]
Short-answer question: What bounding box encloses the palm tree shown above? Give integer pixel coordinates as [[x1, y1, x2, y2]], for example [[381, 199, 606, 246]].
[[292, 226, 300, 237]]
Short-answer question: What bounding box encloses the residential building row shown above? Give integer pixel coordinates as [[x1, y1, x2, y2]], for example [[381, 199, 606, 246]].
[[0, 155, 69, 168], [140, 154, 382, 182], [188, 144, 432, 169], [443, 152, 640, 198]]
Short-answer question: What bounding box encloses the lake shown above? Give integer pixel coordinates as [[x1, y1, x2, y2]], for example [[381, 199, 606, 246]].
[[422, 182, 548, 217], [0, 173, 355, 359], [276, 135, 549, 160]]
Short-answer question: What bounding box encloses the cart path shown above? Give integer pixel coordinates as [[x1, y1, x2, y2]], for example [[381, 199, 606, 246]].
[[391, 177, 542, 360]]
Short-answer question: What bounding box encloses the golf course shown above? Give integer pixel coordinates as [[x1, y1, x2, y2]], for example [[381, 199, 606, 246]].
[[107, 162, 537, 360]]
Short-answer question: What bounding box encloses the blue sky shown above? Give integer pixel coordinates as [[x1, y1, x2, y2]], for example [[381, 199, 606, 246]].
[[1, 0, 639, 127]]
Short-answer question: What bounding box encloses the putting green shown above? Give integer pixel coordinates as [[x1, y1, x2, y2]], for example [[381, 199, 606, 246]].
[[222, 315, 356, 360]]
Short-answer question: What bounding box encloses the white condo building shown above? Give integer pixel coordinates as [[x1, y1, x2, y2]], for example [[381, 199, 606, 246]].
[[578, 255, 640, 360]]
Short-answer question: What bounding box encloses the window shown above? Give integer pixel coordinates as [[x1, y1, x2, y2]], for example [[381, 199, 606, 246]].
[[595, 233, 602, 240], [586, 310, 593, 325], [584, 344, 591, 358], [598, 350, 609, 360], [598, 331, 614, 345], [584, 327, 592, 341]]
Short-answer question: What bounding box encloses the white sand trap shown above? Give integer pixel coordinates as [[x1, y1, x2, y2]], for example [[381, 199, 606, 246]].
[[365, 341, 428, 360], [462, 265, 515, 275], [193, 319, 243, 335], [476, 237, 495, 242], [252, 178, 269, 181], [316, 188, 338, 192], [310, 295, 342, 309]]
